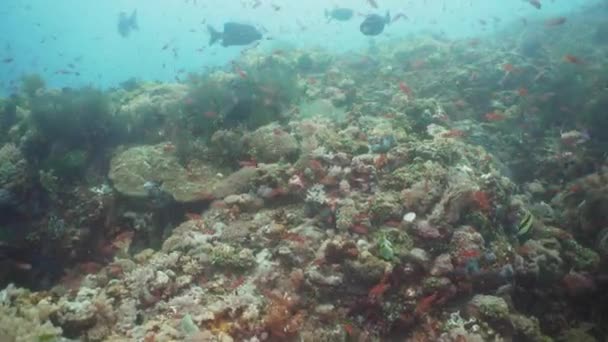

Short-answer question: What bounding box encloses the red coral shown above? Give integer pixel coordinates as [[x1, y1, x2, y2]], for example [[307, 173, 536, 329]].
[[262, 291, 303, 338], [368, 282, 390, 301], [414, 292, 438, 316], [472, 190, 491, 212]]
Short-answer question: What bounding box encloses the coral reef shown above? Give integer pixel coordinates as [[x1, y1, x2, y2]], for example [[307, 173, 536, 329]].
[[2, 5, 608, 341]]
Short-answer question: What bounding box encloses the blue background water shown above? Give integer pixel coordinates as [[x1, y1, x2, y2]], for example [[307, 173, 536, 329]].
[[0, 0, 591, 94]]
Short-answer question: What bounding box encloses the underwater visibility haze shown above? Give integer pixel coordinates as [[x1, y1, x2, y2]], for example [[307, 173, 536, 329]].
[[2, 0, 608, 341]]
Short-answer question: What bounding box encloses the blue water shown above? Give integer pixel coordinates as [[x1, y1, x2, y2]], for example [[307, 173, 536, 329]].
[[0, 0, 593, 93]]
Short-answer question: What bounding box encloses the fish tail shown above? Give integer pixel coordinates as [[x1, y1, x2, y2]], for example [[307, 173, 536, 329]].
[[207, 25, 221, 46]]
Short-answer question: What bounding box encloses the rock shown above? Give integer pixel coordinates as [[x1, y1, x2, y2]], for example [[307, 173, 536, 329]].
[[245, 124, 299, 163], [109, 144, 258, 203], [408, 248, 431, 267], [343, 254, 389, 286], [467, 295, 509, 322], [211, 167, 258, 199], [109, 144, 220, 202], [430, 253, 454, 276], [509, 314, 551, 342], [403, 212, 416, 223], [55, 287, 99, 336], [118, 83, 188, 122], [369, 191, 403, 223], [411, 220, 441, 239]]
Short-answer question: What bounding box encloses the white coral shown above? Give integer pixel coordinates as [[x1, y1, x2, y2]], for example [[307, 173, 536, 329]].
[[305, 184, 327, 205]]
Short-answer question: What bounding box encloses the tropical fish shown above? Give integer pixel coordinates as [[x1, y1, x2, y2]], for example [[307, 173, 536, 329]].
[[563, 54, 584, 65], [484, 111, 505, 121], [441, 129, 466, 138], [208, 22, 262, 47], [117, 10, 138, 37], [399, 82, 413, 97], [517, 210, 534, 239], [325, 8, 354, 22], [524, 0, 541, 9], [360, 12, 390, 36], [545, 17, 567, 27]]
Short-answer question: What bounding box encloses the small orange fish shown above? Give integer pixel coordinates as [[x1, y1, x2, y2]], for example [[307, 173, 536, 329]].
[[368, 281, 389, 300], [518, 87, 528, 96], [441, 129, 466, 138], [374, 153, 388, 169], [502, 63, 514, 73], [399, 82, 413, 97], [229, 275, 246, 289], [232, 62, 248, 78], [484, 111, 505, 121], [268, 187, 287, 198], [545, 17, 567, 27], [569, 184, 583, 193], [162, 143, 176, 153], [563, 54, 584, 65], [185, 212, 202, 220], [282, 232, 306, 244], [203, 111, 217, 118], [410, 59, 425, 69], [350, 224, 369, 235], [460, 249, 481, 259], [415, 292, 438, 315], [238, 159, 258, 168], [343, 323, 355, 336]]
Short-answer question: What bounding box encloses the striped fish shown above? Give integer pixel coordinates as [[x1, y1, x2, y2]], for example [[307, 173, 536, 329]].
[[517, 210, 534, 238]]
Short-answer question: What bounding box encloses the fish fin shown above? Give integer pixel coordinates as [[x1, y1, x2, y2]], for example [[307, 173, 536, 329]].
[[207, 25, 222, 46], [385, 11, 391, 24], [130, 10, 138, 30]]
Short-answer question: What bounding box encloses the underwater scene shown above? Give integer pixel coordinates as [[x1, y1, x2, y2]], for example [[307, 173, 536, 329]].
[[2, 0, 608, 341]]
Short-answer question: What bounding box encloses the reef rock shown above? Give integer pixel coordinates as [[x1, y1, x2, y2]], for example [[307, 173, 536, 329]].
[[0, 143, 27, 191], [118, 83, 188, 122], [109, 144, 256, 203], [245, 124, 299, 163]]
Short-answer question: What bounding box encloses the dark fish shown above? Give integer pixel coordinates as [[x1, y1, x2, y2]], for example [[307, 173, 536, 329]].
[[325, 8, 354, 21], [207, 22, 262, 47], [524, 0, 541, 9], [360, 11, 390, 36], [118, 9, 138, 37], [143, 180, 174, 208]]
